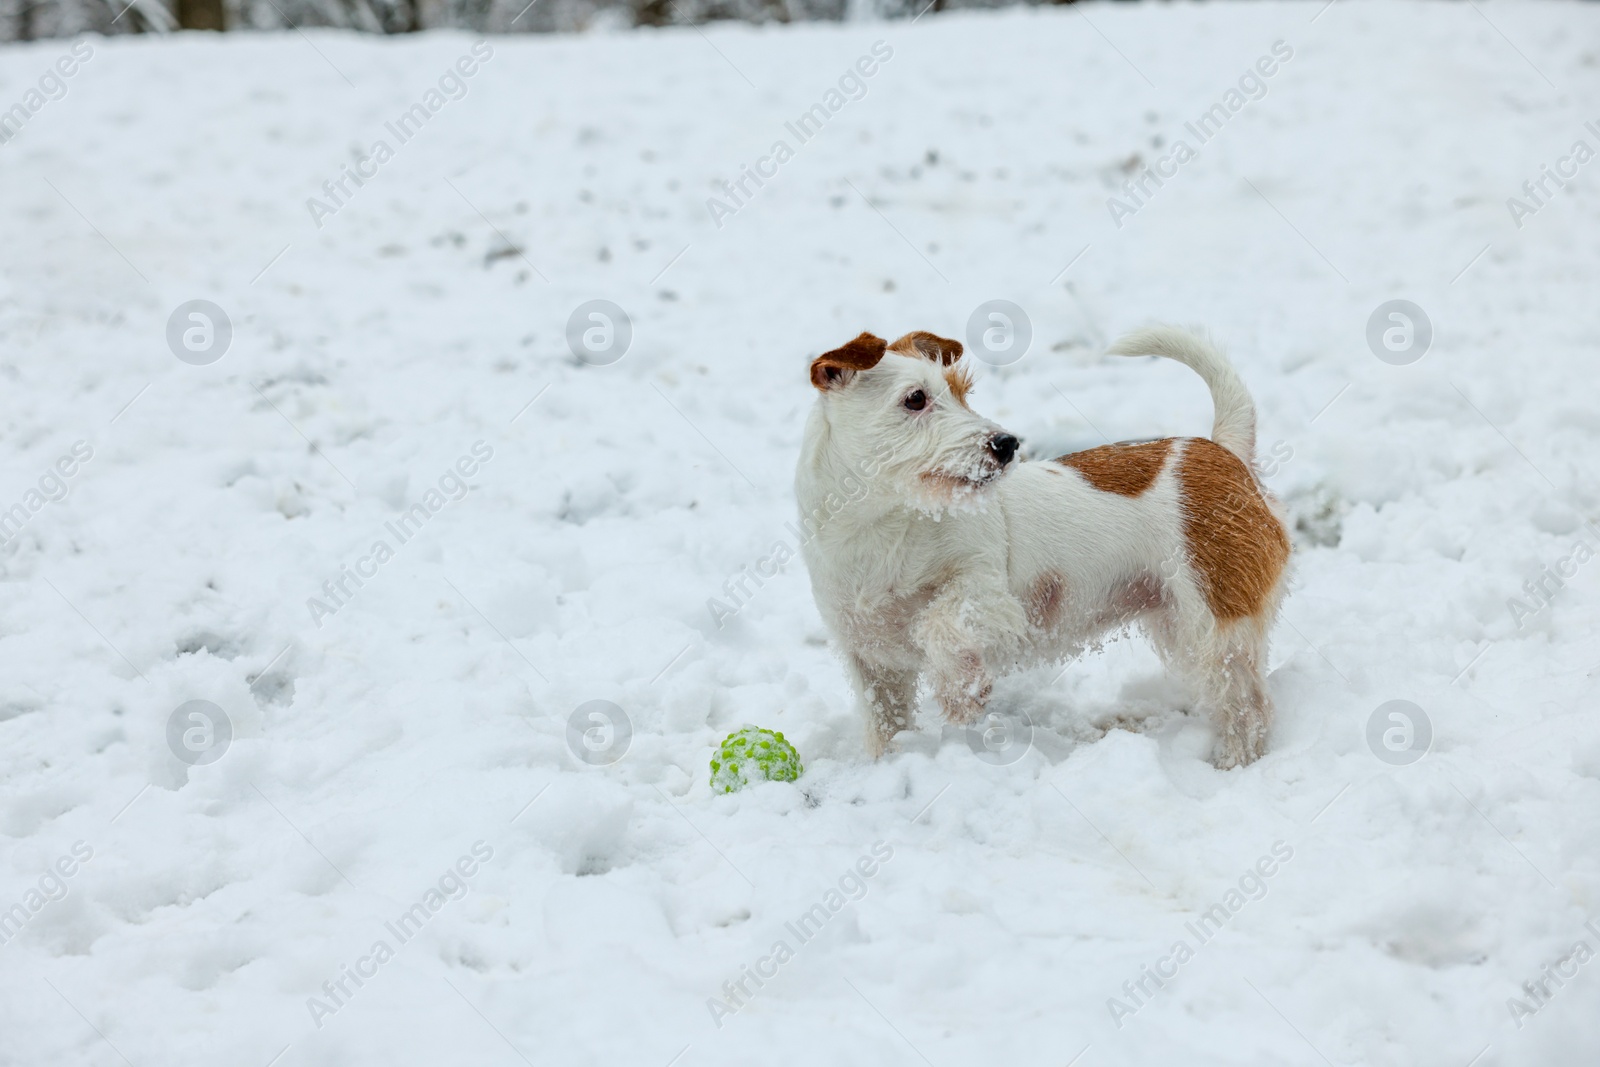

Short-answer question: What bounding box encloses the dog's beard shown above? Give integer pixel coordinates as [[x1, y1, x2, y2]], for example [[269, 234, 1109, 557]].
[[915, 455, 1005, 510]]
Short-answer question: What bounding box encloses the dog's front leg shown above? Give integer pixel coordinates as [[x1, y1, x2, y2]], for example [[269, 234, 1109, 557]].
[[912, 584, 1026, 727], [848, 655, 918, 758]]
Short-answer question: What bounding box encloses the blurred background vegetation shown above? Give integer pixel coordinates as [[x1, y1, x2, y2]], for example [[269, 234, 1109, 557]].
[[0, 0, 1075, 42]]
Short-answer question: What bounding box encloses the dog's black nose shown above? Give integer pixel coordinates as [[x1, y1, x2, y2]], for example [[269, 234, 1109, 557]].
[[989, 434, 1019, 465]]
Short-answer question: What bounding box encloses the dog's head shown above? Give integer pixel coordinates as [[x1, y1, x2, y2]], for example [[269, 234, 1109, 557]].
[[808, 330, 1019, 508]]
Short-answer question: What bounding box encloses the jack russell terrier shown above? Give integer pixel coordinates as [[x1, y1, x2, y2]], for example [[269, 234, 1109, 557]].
[[795, 326, 1290, 768]]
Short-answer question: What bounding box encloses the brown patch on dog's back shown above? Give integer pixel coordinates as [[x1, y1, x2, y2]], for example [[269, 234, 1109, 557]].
[[1056, 439, 1174, 496], [1177, 438, 1290, 620]]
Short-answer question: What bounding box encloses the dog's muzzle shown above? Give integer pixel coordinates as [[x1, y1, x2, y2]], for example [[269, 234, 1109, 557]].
[[988, 434, 1019, 466]]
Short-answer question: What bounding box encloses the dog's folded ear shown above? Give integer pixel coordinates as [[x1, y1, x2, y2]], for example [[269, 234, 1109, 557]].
[[889, 331, 963, 366], [810, 332, 888, 390]]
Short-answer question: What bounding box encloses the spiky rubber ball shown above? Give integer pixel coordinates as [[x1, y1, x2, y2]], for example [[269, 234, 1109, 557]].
[[710, 727, 803, 794]]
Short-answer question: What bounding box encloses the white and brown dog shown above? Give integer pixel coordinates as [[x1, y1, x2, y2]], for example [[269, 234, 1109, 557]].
[[796, 326, 1290, 768]]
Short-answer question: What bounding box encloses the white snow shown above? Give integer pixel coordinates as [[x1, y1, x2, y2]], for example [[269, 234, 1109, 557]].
[[2, 2, 1599, 1064]]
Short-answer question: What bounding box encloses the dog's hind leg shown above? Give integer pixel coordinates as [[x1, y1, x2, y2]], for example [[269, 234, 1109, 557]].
[[1198, 624, 1274, 769], [849, 655, 919, 758], [1144, 611, 1273, 768]]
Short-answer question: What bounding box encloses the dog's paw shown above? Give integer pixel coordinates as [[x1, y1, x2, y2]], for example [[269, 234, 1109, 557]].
[[933, 654, 993, 726], [1212, 746, 1246, 771], [864, 729, 896, 760], [941, 697, 987, 727], [1212, 735, 1265, 770]]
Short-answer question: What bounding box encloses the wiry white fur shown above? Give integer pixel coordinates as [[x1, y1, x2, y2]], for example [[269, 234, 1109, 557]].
[[797, 328, 1289, 768]]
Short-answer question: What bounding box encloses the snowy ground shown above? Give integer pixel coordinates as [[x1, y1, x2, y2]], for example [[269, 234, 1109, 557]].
[[2, 2, 1599, 1064]]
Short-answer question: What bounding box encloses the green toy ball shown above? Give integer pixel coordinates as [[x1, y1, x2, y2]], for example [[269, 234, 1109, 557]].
[[710, 727, 803, 794]]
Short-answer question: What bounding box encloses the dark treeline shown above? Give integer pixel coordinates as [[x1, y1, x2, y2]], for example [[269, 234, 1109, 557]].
[[0, 0, 1071, 42]]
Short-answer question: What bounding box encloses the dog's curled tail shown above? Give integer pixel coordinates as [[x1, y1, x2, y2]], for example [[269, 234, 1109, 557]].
[[1107, 326, 1256, 465]]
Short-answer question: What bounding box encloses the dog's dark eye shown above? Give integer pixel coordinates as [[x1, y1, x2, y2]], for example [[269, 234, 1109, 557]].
[[903, 390, 927, 411]]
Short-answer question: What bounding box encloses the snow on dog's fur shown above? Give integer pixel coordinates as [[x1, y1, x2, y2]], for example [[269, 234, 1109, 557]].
[[796, 326, 1291, 768]]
